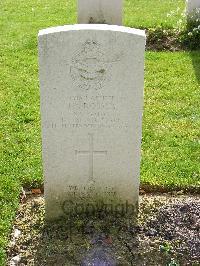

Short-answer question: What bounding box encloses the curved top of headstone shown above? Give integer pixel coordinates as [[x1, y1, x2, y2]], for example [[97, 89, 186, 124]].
[[38, 24, 145, 38]]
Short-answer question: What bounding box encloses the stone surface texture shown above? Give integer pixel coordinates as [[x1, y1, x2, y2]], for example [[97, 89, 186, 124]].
[[38, 24, 145, 220], [186, 0, 200, 14], [78, 0, 122, 25]]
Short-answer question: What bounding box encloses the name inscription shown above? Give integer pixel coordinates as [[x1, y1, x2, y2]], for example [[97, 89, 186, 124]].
[[44, 95, 129, 129]]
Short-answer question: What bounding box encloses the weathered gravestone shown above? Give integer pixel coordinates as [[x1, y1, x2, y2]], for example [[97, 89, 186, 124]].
[[186, 0, 200, 16], [78, 0, 122, 25], [38, 24, 145, 220]]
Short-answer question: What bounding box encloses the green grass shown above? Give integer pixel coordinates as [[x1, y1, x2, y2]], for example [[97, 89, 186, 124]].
[[143, 52, 200, 189], [0, 0, 200, 264], [0, 0, 186, 34], [125, 0, 186, 29]]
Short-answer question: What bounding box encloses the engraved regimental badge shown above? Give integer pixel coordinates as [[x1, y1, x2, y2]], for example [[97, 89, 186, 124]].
[[70, 40, 121, 90]]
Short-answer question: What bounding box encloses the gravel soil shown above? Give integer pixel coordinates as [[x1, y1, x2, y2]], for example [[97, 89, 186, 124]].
[[7, 194, 200, 266]]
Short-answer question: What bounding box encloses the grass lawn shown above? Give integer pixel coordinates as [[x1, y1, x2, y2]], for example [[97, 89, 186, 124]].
[[125, 0, 186, 29], [143, 52, 200, 189], [0, 0, 199, 264]]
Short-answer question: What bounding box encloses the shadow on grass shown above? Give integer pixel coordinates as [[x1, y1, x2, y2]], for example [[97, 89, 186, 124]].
[[186, 13, 200, 83], [190, 51, 200, 84]]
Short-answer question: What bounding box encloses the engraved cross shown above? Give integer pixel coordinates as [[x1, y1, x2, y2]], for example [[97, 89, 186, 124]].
[[75, 133, 107, 182]]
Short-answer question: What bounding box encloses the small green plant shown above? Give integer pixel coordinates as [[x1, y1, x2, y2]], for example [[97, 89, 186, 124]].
[[181, 9, 200, 49], [160, 242, 172, 253], [168, 258, 180, 266]]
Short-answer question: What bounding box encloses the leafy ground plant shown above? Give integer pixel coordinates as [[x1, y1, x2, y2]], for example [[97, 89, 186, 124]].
[[181, 9, 200, 49]]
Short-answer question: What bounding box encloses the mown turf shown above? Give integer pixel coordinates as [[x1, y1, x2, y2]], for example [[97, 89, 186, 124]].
[[143, 52, 200, 189], [125, 0, 185, 29], [0, 0, 199, 264]]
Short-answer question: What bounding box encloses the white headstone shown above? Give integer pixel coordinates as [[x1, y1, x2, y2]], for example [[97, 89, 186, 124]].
[[186, 0, 200, 16], [78, 0, 122, 25], [38, 24, 146, 220]]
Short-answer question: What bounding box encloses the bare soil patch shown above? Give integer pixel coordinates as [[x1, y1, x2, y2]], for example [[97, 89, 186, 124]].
[[7, 194, 199, 265]]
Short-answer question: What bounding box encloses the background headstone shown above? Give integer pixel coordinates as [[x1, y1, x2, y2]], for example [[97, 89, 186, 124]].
[[78, 0, 122, 25], [186, 0, 200, 16], [38, 24, 145, 220]]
